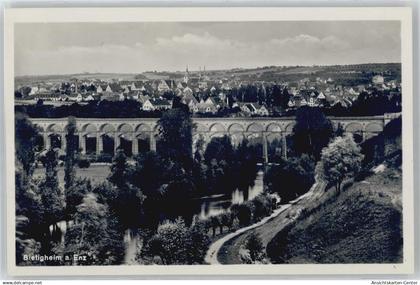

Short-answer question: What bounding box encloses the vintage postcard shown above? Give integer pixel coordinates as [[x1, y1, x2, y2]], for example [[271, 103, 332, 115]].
[[4, 7, 414, 276]]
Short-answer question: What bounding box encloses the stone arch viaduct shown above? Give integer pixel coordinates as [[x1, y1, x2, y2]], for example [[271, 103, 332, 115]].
[[29, 113, 399, 162]]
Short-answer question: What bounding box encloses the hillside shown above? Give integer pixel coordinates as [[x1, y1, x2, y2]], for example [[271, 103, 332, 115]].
[[267, 166, 402, 264], [15, 63, 400, 87]]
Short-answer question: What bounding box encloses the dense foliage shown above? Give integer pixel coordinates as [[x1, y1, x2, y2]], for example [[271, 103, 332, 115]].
[[316, 135, 364, 192], [265, 155, 315, 203], [291, 106, 333, 160]]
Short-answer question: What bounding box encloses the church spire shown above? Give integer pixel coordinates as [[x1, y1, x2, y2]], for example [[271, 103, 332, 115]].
[[184, 65, 189, 84]]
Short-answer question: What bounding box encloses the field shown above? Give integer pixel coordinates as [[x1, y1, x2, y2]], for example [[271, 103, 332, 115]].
[[33, 163, 110, 187]]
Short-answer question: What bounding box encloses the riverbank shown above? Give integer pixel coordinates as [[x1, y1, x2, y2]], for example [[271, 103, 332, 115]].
[[205, 180, 327, 264]]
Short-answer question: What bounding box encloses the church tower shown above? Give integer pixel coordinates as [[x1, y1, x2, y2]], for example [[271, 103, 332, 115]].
[[183, 66, 189, 84]]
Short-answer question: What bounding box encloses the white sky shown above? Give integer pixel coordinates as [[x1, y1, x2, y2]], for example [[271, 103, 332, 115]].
[[15, 21, 401, 76]]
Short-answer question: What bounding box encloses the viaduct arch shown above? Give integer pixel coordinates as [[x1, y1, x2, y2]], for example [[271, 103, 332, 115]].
[[29, 113, 399, 162]]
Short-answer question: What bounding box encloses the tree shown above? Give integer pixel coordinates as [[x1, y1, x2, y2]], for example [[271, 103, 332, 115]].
[[108, 149, 144, 230], [129, 151, 168, 229], [244, 232, 266, 263], [15, 112, 41, 176], [157, 108, 194, 171], [317, 135, 364, 193], [38, 149, 65, 228], [204, 135, 234, 163], [64, 116, 78, 190], [292, 106, 333, 160], [35, 149, 65, 255], [188, 221, 211, 264], [234, 139, 258, 191], [108, 149, 130, 189], [141, 217, 210, 265], [143, 218, 191, 264], [264, 155, 315, 203], [65, 178, 91, 221], [63, 193, 124, 265]]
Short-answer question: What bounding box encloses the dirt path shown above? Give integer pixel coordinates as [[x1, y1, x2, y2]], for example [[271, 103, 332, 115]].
[[205, 181, 327, 265]]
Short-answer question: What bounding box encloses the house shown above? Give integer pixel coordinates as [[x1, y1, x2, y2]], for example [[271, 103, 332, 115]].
[[29, 86, 39, 95], [238, 103, 253, 115], [177, 82, 186, 89], [317, 92, 326, 100], [126, 90, 140, 100], [142, 98, 172, 111], [307, 96, 318, 107], [182, 93, 198, 106], [237, 103, 269, 116], [257, 105, 269, 116], [101, 92, 120, 102], [123, 86, 131, 94], [287, 99, 296, 108], [97, 85, 108, 93], [68, 93, 83, 102], [196, 98, 217, 114], [138, 95, 150, 104], [188, 100, 199, 113], [131, 82, 144, 91], [33, 92, 56, 101], [183, 86, 193, 97], [157, 80, 171, 93], [84, 94, 95, 101], [58, 94, 68, 101]]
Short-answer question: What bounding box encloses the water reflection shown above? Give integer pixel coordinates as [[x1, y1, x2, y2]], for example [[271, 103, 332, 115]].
[[198, 170, 264, 219]]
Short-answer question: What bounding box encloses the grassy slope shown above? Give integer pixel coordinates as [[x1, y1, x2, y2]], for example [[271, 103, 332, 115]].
[[269, 168, 402, 264]]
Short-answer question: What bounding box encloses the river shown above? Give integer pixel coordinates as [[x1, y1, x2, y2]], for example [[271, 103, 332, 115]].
[[197, 170, 265, 220]]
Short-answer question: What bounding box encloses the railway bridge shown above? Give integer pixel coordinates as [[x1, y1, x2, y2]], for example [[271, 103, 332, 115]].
[[29, 113, 399, 162]]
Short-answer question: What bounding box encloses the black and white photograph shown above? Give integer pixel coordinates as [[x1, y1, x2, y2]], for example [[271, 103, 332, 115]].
[[4, 7, 414, 276]]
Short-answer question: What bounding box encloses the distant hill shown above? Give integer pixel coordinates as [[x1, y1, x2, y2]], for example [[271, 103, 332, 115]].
[[15, 63, 401, 88]]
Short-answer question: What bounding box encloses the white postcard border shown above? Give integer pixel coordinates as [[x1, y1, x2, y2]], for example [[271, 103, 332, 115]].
[[3, 7, 414, 276]]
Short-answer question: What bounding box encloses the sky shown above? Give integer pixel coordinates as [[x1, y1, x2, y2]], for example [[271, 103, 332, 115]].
[[14, 21, 401, 76]]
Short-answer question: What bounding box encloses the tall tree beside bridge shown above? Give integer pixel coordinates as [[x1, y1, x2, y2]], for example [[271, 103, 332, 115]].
[[292, 106, 334, 160], [157, 108, 194, 171], [64, 116, 77, 190]]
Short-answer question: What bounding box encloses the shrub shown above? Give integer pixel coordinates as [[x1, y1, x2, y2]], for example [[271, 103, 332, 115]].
[[220, 212, 233, 230], [265, 155, 315, 203], [251, 194, 273, 222], [244, 232, 266, 262], [141, 217, 211, 265]]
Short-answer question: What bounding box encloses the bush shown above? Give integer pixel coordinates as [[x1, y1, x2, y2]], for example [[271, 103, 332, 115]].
[[141, 217, 211, 265], [244, 232, 266, 263], [77, 159, 90, 168], [265, 155, 315, 203], [251, 194, 273, 222], [266, 222, 295, 263]]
